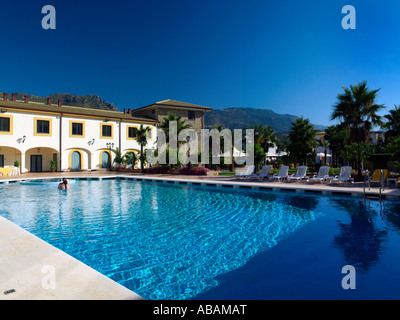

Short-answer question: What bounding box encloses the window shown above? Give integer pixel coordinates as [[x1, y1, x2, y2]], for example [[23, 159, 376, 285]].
[[34, 118, 52, 136], [70, 121, 85, 137], [0, 155, 4, 168], [37, 120, 49, 134], [102, 125, 112, 137], [0, 115, 13, 134], [147, 128, 152, 140], [188, 111, 195, 120], [0, 117, 10, 132], [127, 126, 138, 139], [100, 123, 113, 139]]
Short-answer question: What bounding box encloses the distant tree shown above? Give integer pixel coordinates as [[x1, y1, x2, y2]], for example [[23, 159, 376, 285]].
[[254, 143, 266, 170], [324, 124, 350, 167], [384, 136, 400, 171], [287, 117, 317, 166], [384, 105, 400, 142], [317, 136, 330, 165], [252, 124, 276, 152]]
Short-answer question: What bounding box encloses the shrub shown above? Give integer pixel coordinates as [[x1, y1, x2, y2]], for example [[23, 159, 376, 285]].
[[143, 166, 170, 174], [178, 165, 211, 176], [50, 160, 57, 172], [329, 167, 341, 176]]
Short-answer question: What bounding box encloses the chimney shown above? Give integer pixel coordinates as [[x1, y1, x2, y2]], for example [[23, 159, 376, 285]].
[[47, 97, 51, 105], [25, 95, 29, 103], [12, 93, 16, 101], [3, 93, 7, 101], [58, 100, 62, 107], [128, 108, 131, 114], [123, 108, 127, 114]]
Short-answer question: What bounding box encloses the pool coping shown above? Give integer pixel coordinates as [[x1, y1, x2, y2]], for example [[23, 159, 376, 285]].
[[0, 215, 143, 300], [1, 172, 400, 300], [114, 175, 400, 199], [1, 173, 400, 199]]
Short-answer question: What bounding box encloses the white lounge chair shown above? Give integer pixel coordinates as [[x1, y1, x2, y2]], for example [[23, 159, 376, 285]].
[[270, 166, 289, 182], [308, 166, 330, 184], [287, 166, 308, 183], [235, 165, 255, 180], [250, 165, 271, 181], [329, 166, 354, 184]]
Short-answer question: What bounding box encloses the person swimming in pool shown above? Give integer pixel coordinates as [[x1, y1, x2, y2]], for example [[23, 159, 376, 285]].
[[58, 178, 70, 190]]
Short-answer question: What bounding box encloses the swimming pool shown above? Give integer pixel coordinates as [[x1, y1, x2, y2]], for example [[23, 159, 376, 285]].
[[0, 178, 399, 299]]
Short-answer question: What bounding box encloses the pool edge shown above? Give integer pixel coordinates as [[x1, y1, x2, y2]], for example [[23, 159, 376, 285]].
[[0, 215, 143, 300]]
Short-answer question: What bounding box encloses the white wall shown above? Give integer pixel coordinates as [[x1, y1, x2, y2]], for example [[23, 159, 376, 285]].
[[0, 109, 157, 172]]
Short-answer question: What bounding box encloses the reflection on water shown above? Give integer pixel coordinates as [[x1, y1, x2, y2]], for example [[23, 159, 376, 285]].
[[1, 180, 399, 299], [330, 198, 390, 273]]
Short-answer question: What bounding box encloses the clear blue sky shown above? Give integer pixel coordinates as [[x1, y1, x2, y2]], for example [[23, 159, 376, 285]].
[[1, 0, 400, 126]]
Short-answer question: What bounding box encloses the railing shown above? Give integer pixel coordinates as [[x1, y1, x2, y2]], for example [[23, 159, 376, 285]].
[[364, 169, 370, 198], [364, 169, 384, 201]]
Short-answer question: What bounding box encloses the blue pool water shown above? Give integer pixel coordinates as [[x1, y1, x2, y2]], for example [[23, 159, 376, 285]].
[[0, 179, 399, 299]]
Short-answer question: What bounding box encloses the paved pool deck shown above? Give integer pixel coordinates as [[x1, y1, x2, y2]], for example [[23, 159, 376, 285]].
[[1, 171, 399, 300], [0, 215, 143, 300]]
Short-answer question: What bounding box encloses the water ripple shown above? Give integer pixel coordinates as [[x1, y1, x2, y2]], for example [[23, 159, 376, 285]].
[[0, 180, 320, 299]]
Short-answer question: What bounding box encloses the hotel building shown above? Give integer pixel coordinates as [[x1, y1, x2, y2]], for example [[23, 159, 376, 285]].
[[0, 94, 211, 174]]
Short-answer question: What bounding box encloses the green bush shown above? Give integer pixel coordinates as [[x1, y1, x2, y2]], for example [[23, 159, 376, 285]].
[[329, 167, 341, 176], [50, 160, 57, 172]]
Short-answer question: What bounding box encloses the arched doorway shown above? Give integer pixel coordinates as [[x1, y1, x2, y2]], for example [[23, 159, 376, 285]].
[[26, 147, 59, 173], [70, 151, 82, 171], [124, 149, 139, 168], [100, 150, 111, 169]]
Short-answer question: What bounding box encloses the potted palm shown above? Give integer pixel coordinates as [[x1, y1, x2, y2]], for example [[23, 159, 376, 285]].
[[50, 160, 57, 173], [136, 125, 149, 172], [112, 147, 125, 171]]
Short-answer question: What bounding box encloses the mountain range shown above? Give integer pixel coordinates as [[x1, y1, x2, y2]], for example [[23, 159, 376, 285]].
[[1, 92, 325, 134], [204, 107, 325, 133], [0, 92, 119, 111]]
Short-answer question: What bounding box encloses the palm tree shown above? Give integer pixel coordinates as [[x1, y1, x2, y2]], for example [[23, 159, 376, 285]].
[[316, 137, 330, 165], [252, 124, 276, 152], [384, 105, 400, 142], [287, 117, 317, 166], [324, 124, 350, 167], [136, 124, 149, 172], [112, 147, 124, 166], [125, 151, 137, 169], [159, 112, 191, 145], [331, 81, 385, 180]]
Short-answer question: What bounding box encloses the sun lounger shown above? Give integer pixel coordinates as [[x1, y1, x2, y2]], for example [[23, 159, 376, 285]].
[[369, 169, 389, 187], [249, 165, 271, 181], [308, 166, 330, 184], [287, 166, 308, 183], [329, 166, 354, 184], [235, 165, 255, 180], [270, 166, 289, 182]]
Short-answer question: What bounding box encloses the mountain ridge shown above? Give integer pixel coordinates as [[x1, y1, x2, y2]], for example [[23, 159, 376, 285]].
[[0, 92, 119, 112], [204, 107, 325, 133], [1, 91, 325, 134]]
